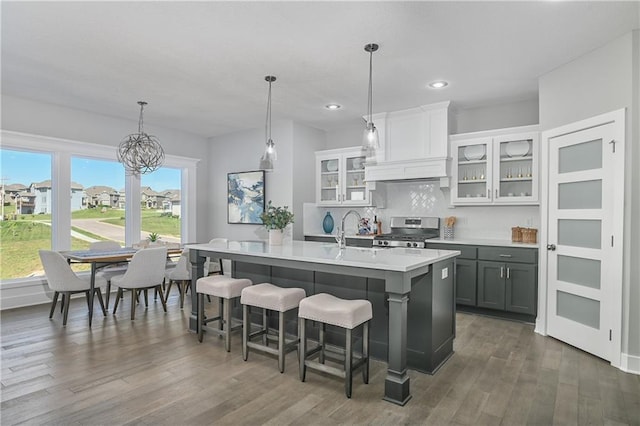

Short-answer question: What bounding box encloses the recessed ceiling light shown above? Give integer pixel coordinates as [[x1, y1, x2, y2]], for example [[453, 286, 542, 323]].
[[325, 104, 342, 110], [428, 80, 449, 89]]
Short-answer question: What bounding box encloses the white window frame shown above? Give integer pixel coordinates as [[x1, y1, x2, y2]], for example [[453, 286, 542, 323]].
[[0, 129, 199, 284]]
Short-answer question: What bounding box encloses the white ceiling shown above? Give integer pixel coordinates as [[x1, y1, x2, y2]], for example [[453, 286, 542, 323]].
[[2, 1, 639, 139]]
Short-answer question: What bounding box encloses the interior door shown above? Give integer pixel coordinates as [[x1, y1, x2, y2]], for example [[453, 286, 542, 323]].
[[546, 121, 621, 362]]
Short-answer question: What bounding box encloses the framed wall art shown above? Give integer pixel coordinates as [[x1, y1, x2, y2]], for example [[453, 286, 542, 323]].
[[227, 170, 265, 224]]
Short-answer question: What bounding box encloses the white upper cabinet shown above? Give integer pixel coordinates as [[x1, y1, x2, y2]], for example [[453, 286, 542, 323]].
[[450, 125, 539, 205], [365, 102, 450, 182], [316, 147, 372, 206]]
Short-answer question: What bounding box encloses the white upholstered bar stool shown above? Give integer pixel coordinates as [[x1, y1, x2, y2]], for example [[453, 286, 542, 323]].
[[196, 275, 252, 352], [240, 283, 306, 373], [298, 293, 372, 398]]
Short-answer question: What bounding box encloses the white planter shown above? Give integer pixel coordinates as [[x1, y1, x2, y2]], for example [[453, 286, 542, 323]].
[[268, 229, 284, 246]]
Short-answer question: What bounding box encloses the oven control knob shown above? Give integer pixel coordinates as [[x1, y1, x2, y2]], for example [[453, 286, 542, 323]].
[[383, 241, 389, 246]]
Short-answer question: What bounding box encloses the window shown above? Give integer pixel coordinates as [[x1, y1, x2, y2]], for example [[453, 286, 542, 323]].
[[70, 157, 126, 251], [140, 167, 181, 244], [0, 148, 52, 279], [0, 131, 198, 286]]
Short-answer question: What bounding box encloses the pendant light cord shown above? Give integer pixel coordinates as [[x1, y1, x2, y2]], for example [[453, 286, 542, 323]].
[[367, 49, 373, 124], [265, 79, 272, 141]]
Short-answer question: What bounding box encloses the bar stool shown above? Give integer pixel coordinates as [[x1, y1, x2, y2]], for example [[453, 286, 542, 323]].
[[196, 275, 253, 352], [298, 293, 372, 398], [240, 283, 306, 373]]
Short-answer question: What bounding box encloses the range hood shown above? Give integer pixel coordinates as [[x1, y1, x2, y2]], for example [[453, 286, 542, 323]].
[[364, 157, 450, 186], [362, 101, 451, 185]]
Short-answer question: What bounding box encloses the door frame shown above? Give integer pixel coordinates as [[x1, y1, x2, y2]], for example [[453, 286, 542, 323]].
[[537, 108, 625, 368]]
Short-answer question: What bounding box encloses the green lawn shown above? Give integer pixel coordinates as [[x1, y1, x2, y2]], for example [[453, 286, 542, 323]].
[[0, 208, 180, 279]]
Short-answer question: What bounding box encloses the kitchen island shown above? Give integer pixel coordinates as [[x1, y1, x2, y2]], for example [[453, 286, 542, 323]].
[[187, 240, 460, 406]]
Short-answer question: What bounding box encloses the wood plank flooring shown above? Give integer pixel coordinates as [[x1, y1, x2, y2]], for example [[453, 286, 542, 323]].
[[1, 292, 638, 425]]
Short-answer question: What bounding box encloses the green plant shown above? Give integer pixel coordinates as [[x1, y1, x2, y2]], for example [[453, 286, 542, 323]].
[[148, 232, 161, 242], [260, 201, 294, 231]]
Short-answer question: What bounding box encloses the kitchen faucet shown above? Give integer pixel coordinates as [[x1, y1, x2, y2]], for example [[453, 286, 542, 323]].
[[336, 210, 362, 249]]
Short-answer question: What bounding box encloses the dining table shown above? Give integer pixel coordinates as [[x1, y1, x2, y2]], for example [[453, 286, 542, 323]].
[[61, 245, 182, 326]]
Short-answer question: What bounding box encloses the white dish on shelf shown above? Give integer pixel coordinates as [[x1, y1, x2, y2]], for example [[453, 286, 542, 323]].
[[352, 158, 364, 170], [463, 145, 486, 161], [326, 160, 338, 172], [505, 140, 531, 158]]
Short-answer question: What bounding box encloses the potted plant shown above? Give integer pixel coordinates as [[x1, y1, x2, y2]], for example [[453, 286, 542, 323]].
[[147, 232, 161, 245], [260, 201, 294, 245]]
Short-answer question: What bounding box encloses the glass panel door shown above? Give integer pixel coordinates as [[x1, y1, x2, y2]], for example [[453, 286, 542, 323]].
[[547, 122, 616, 362], [455, 139, 491, 202], [343, 154, 367, 204], [496, 138, 534, 200], [318, 156, 340, 204]]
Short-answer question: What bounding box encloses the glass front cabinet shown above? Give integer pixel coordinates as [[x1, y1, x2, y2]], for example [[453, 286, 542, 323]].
[[315, 148, 370, 206], [451, 127, 539, 205]]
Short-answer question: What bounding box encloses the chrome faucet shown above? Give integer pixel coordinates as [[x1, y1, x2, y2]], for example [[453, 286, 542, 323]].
[[336, 210, 362, 249]]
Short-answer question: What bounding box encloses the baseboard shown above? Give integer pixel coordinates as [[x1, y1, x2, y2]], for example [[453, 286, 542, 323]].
[[620, 352, 640, 375]]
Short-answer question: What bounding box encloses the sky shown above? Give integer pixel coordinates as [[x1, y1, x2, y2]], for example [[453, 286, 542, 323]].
[[0, 149, 180, 191]]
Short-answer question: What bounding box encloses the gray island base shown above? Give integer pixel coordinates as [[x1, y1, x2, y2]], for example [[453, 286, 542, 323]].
[[187, 240, 460, 406]]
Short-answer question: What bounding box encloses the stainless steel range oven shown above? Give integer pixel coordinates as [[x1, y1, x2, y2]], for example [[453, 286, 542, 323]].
[[373, 216, 440, 248]]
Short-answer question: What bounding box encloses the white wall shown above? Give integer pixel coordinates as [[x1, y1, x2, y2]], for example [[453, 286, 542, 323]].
[[1, 95, 211, 239], [208, 120, 321, 242], [539, 31, 639, 361], [451, 98, 539, 134]]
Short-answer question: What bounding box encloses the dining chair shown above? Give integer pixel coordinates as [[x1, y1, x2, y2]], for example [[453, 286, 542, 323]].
[[111, 247, 168, 320], [39, 250, 108, 326], [206, 238, 231, 276], [165, 249, 191, 308], [91, 240, 128, 309]]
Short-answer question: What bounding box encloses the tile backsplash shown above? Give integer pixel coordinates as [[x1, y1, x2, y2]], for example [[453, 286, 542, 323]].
[[304, 180, 540, 240]]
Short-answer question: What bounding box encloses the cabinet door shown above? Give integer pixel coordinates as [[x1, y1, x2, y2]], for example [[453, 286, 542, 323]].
[[451, 138, 493, 204], [505, 262, 537, 315], [342, 153, 369, 205], [455, 259, 477, 306], [493, 132, 539, 204], [316, 154, 341, 205], [477, 261, 505, 310]]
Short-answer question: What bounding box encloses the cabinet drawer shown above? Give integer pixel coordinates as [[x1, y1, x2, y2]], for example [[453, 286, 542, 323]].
[[427, 243, 476, 260], [478, 247, 537, 264]]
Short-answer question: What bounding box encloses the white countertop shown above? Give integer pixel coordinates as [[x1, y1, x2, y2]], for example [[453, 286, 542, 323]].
[[186, 240, 460, 273], [427, 237, 539, 249], [305, 233, 375, 240]]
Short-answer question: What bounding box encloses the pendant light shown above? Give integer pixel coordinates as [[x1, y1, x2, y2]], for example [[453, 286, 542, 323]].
[[260, 76, 277, 171], [117, 101, 164, 175], [362, 43, 380, 157]]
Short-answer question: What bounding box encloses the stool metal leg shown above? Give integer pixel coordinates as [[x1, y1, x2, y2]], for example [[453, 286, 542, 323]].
[[363, 321, 370, 384], [319, 323, 326, 364], [299, 317, 307, 381], [242, 304, 249, 361], [262, 308, 268, 346], [197, 293, 204, 343], [278, 311, 285, 373], [224, 298, 232, 352], [345, 328, 353, 398]]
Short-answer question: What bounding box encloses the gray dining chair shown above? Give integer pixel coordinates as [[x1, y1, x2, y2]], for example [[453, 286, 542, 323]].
[[165, 248, 191, 308], [91, 240, 128, 309], [39, 250, 108, 326], [111, 247, 168, 320]]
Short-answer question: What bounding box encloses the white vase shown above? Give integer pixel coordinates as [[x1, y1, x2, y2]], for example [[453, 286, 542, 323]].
[[268, 229, 284, 246]]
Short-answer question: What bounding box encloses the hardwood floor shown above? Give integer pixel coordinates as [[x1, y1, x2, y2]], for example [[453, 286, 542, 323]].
[[1, 292, 638, 425]]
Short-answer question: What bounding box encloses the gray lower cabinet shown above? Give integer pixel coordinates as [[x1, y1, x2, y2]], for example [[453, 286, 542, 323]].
[[426, 243, 477, 306], [304, 235, 373, 247], [429, 243, 538, 321]]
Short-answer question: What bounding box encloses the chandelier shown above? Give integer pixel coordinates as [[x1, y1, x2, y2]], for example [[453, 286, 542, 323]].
[[362, 43, 380, 158], [118, 101, 165, 175], [259, 76, 277, 171]]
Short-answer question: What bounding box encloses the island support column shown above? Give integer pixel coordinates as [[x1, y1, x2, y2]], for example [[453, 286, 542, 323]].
[[383, 271, 413, 406], [188, 249, 206, 332]]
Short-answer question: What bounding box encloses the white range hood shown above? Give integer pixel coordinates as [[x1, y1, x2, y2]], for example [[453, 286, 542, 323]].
[[364, 101, 450, 184]]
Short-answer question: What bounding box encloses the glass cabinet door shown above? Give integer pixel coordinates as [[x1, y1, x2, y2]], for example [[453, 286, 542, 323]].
[[454, 139, 491, 203], [342, 154, 368, 204], [495, 137, 534, 202], [318, 156, 340, 204]]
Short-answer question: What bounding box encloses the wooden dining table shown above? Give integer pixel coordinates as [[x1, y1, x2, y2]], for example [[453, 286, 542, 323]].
[[61, 246, 182, 326]]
